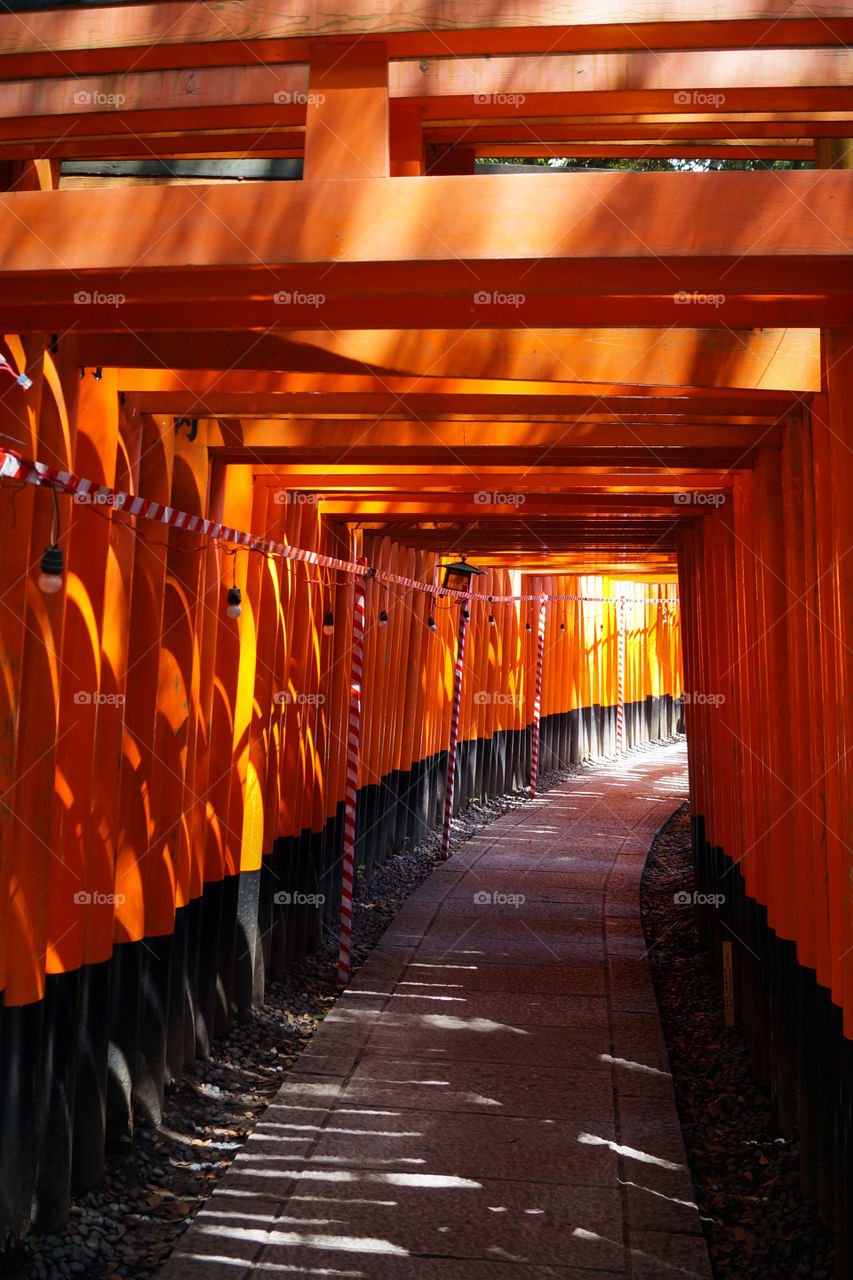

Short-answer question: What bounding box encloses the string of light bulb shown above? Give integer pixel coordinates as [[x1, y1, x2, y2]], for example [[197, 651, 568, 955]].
[[0, 445, 678, 611]]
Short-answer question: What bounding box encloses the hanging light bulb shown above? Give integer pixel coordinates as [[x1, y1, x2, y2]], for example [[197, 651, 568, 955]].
[[525, 620, 532, 631], [38, 543, 64, 594], [461, 606, 470, 622], [427, 614, 437, 631], [488, 613, 495, 626], [560, 622, 565, 631], [38, 490, 63, 594], [226, 585, 242, 618], [323, 610, 334, 635], [378, 608, 388, 626]]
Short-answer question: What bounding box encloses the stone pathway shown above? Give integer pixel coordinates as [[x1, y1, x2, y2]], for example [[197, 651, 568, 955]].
[[160, 741, 713, 1279]]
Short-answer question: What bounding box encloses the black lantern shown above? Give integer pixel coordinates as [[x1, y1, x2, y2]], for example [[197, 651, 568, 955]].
[[226, 585, 242, 619], [440, 555, 485, 595], [38, 544, 64, 595]]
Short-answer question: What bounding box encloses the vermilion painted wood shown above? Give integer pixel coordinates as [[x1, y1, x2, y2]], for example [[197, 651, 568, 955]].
[[0, 1, 849, 80], [397, 549, 427, 789], [304, 43, 389, 181], [0, 357, 48, 984], [164, 413, 209, 914], [390, 102, 424, 176], [1, 49, 849, 138], [306, 514, 331, 846], [407, 550, 433, 806], [9, 296, 844, 332], [206, 465, 734, 488], [819, 330, 853, 1028], [116, 414, 172, 940], [100, 327, 820, 390], [242, 484, 279, 878], [67, 369, 125, 971], [0, 173, 847, 279], [780, 413, 817, 971], [428, 121, 845, 143], [2, 341, 58, 1004], [200, 463, 246, 888], [286, 506, 320, 853]]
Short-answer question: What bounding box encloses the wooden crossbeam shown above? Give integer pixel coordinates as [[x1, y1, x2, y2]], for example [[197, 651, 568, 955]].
[[0, 2, 850, 80], [203, 418, 782, 455], [0, 174, 849, 333], [1, 50, 851, 138], [103, 329, 819, 390]]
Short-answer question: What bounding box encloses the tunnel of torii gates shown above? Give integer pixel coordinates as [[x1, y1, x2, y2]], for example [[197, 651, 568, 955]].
[[0, 0, 851, 1264]]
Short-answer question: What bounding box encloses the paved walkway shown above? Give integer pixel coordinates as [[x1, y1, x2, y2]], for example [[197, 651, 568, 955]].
[[161, 742, 712, 1280]]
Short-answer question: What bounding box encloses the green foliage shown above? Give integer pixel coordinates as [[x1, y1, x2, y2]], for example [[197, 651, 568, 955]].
[[477, 156, 811, 172]]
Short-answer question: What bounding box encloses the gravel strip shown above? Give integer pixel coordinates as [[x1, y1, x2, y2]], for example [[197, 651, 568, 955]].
[[13, 736, 683, 1279], [641, 801, 835, 1279]]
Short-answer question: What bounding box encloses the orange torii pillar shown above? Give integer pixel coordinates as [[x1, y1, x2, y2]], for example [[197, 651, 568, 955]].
[[304, 43, 389, 181]]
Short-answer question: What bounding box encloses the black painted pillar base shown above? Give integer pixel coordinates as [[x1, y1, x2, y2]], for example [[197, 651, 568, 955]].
[[105, 942, 139, 1151], [0, 1000, 42, 1242], [132, 932, 170, 1125], [214, 875, 239, 1037], [71, 959, 110, 1194], [33, 970, 78, 1233], [234, 868, 263, 1019], [165, 904, 189, 1082]]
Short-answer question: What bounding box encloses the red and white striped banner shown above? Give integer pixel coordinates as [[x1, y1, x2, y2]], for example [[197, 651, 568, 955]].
[[337, 570, 366, 987], [440, 604, 469, 860], [615, 596, 626, 758], [0, 445, 369, 580], [0, 444, 678, 608], [529, 597, 547, 793]]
